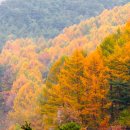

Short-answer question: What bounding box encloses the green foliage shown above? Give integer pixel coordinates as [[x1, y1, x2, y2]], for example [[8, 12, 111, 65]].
[[14, 124, 22, 130], [117, 108, 130, 126], [100, 26, 130, 57], [46, 56, 67, 88], [58, 122, 81, 130], [100, 23, 130, 122]]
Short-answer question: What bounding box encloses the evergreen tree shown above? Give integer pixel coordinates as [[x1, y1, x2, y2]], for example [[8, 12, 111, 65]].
[[21, 121, 32, 130]]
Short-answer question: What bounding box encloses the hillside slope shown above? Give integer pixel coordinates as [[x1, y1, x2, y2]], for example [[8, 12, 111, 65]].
[[0, 3, 130, 129], [47, 3, 130, 62], [0, 0, 129, 48]]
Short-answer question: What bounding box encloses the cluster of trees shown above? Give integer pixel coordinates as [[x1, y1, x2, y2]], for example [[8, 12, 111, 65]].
[[41, 50, 110, 129], [0, 21, 129, 130], [0, 39, 47, 130], [49, 3, 130, 61], [0, 1, 129, 129], [39, 22, 130, 129], [0, 0, 129, 49]]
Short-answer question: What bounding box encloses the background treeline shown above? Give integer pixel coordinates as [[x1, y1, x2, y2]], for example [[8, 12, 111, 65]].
[[0, 0, 129, 49], [45, 3, 130, 63]]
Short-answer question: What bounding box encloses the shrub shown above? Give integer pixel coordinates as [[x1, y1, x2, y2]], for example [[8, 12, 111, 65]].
[[117, 108, 130, 127], [21, 121, 32, 130], [59, 122, 81, 130]]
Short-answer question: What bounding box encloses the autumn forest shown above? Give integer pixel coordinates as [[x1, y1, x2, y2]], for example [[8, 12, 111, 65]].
[[0, 0, 130, 130]]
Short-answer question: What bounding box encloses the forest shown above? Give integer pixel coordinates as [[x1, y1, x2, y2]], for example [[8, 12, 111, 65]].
[[0, 0, 129, 49], [0, 0, 130, 130]]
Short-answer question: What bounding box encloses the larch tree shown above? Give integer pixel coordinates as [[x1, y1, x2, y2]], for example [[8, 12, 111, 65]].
[[80, 51, 110, 128], [6, 39, 45, 130], [41, 50, 86, 129]]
